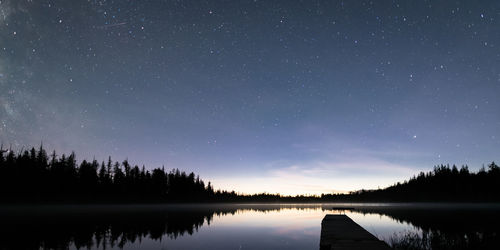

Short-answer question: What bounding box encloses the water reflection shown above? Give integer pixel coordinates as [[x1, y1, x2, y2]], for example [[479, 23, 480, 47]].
[[0, 203, 499, 249], [0, 205, 214, 249], [351, 204, 500, 250]]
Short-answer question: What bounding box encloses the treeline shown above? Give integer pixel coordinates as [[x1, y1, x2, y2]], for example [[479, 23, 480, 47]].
[[0, 145, 216, 203], [1, 145, 499, 203], [0, 145, 316, 203], [322, 163, 500, 202]]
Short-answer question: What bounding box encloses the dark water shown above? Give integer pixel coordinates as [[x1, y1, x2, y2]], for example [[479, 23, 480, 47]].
[[0, 203, 499, 249]]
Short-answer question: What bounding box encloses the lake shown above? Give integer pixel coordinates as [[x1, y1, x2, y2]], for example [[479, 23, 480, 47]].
[[1, 203, 499, 249]]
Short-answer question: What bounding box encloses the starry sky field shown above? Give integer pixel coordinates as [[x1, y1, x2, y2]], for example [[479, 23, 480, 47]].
[[1, 0, 499, 195]]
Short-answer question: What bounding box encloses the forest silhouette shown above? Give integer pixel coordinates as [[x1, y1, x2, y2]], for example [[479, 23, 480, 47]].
[[0, 145, 499, 203], [0, 145, 217, 203], [322, 162, 500, 202]]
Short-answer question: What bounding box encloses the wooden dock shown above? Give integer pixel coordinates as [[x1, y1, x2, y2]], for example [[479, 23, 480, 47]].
[[320, 215, 391, 250]]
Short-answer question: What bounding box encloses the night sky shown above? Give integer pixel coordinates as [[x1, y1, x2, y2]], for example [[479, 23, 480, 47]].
[[1, 0, 499, 195]]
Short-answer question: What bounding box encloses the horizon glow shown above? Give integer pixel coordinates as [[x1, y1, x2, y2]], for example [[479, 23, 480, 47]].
[[1, 1, 499, 195]]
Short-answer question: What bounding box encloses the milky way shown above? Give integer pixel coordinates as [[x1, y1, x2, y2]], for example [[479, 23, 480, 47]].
[[1, 0, 499, 194]]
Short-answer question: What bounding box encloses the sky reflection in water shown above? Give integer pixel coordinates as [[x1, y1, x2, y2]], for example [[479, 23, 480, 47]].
[[1, 204, 498, 250], [82, 205, 420, 249]]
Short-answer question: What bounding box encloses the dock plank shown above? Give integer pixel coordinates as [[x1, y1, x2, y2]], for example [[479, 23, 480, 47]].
[[320, 214, 391, 250]]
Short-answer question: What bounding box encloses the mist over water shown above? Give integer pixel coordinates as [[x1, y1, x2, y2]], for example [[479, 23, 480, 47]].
[[1, 203, 499, 250]]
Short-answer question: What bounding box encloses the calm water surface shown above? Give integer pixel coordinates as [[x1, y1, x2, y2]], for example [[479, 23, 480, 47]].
[[1, 203, 499, 249]]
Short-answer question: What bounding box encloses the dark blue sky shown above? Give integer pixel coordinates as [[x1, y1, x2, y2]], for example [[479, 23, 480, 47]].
[[1, 0, 499, 194]]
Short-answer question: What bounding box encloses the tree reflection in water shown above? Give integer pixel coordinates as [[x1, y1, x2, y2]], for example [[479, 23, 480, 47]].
[[0, 204, 499, 249], [0, 205, 221, 249], [350, 205, 500, 250]]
